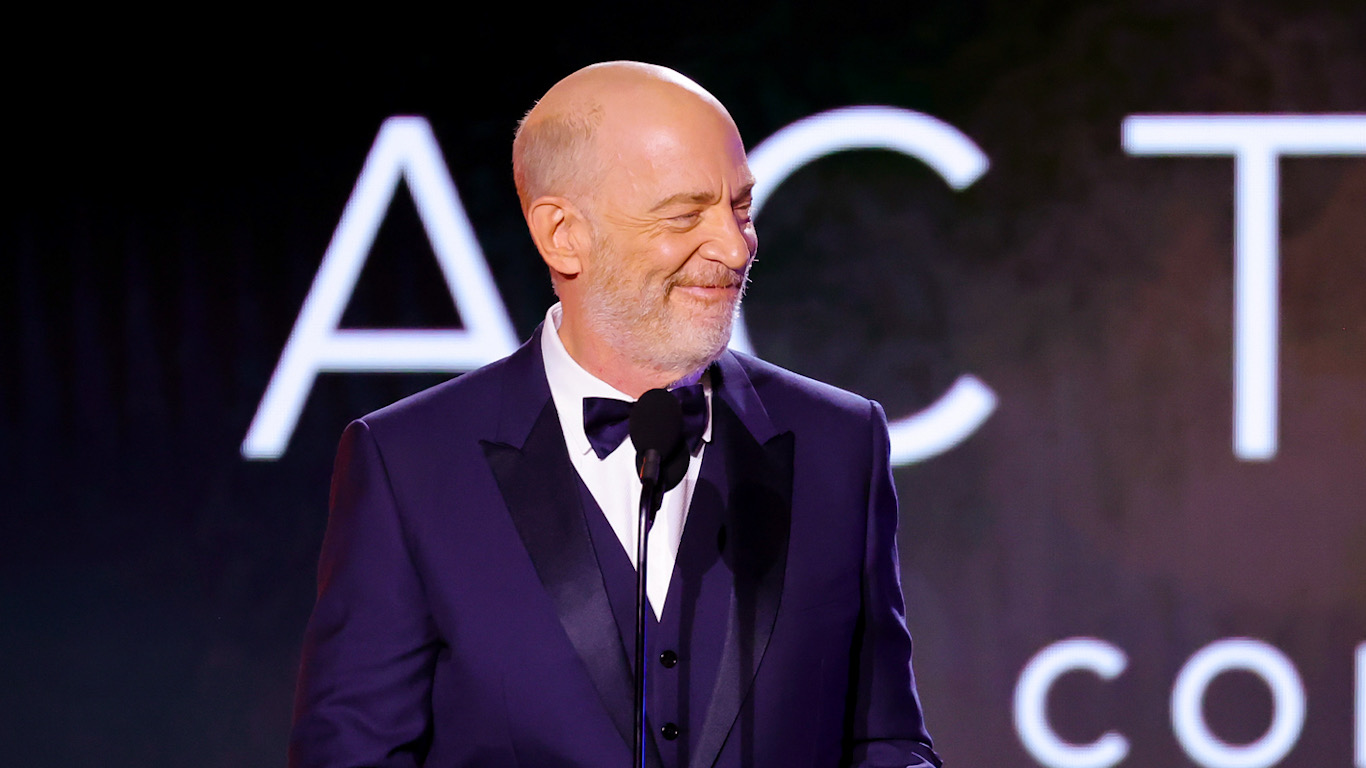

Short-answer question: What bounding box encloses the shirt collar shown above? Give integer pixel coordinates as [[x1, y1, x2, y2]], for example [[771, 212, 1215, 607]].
[[540, 303, 713, 459]]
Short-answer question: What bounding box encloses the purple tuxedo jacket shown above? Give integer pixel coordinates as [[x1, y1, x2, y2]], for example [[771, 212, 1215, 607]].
[[289, 328, 941, 768]]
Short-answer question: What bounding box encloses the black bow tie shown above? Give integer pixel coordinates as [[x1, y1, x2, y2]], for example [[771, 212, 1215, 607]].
[[582, 384, 708, 460]]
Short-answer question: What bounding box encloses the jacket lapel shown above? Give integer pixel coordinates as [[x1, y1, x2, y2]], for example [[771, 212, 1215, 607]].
[[478, 328, 639, 753], [688, 352, 794, 768]]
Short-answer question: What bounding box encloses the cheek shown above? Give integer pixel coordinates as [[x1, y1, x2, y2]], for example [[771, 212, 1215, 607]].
[[650, 239, 700, 274]]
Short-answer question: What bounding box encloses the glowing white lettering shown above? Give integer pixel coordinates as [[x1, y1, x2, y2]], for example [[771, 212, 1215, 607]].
[[1122, 114, 1366, 460], [1170, 638, 1305, 768], [1013, 637, 1130, 768], [1356, 642, 1366, 768], [739, 106, 997, 464], [241, 116, 518, 459]]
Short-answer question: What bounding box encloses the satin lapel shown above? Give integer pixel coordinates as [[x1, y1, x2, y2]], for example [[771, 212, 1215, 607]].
[[480, 349, 637, 751], [688, 361, 794, 768]]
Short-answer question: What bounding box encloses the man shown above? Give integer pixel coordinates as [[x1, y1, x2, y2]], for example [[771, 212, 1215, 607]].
[[290, 61, 941, 768]]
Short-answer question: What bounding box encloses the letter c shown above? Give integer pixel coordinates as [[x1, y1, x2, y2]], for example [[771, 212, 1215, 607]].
[[1014, 637, 1130, 768], [731, 106, 996, 465]]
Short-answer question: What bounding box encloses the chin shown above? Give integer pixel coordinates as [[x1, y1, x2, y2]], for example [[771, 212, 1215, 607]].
[[660, 318, 734, 371], [598, 294, 741, 374]]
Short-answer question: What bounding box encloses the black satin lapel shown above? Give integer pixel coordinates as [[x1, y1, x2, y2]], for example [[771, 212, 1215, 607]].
[[481, 401, 636, 750], [688, 399, 794, 768]]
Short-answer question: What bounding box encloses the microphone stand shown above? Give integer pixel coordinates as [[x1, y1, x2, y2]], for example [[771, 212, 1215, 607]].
[[634, 448, 662, 768]]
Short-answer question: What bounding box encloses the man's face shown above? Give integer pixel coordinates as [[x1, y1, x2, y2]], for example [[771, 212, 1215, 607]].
[[575, 100, 758, 375]]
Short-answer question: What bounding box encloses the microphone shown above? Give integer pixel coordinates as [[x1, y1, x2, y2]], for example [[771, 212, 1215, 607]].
[[626, 388, 686, 768], [629, 388, 688, 501]]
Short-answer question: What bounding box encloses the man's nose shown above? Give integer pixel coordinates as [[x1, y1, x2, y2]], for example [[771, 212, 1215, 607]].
[[703, 206, 755, 271]]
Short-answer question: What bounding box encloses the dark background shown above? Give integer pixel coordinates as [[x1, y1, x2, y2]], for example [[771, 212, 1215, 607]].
[[4, 2, 1366, 765]]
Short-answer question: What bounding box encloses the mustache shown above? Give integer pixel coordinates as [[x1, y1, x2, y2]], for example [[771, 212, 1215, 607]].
[[666, 266, 748, 290]]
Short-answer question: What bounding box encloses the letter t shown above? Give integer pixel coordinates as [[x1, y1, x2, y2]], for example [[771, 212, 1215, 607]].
[[1124, 115, 1366, 460]]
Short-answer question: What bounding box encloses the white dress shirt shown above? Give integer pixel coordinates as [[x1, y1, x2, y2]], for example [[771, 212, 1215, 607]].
[[540, 303, 711, 619]]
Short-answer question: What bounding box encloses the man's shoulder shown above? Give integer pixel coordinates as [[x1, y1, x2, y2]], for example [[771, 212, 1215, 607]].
[[725, 350, 876, 423], [357, 342, 540, 437]]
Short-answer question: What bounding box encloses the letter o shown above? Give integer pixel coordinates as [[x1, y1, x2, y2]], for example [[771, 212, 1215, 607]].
[[1014, 637, 1130, 768], [1171, 638, 1305, 768]]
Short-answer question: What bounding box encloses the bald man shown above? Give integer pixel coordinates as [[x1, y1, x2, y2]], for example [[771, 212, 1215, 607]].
[[289, 62, 941, 768]]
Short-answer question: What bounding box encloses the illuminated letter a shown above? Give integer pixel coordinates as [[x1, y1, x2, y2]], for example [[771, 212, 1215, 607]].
[[241, 116, 518, 460]]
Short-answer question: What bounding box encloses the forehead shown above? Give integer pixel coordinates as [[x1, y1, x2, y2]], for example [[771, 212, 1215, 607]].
[[593, 97, 753, 207]]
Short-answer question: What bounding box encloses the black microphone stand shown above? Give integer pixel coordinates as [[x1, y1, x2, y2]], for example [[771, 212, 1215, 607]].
[[634, 448, 662, 768], [627, 387, 684, 768]]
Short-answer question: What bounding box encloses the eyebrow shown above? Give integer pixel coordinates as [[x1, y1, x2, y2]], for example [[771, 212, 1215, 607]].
[[649, 182, 756, 213]]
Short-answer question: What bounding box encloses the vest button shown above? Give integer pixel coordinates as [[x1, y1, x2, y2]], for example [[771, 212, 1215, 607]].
[[661, 722, 680, 740], [659, 650, 679, 668]]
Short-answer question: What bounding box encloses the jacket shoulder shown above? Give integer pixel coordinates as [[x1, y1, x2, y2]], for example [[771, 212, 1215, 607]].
[[355, 342, 541, 442], [729, 350, 874, 415]]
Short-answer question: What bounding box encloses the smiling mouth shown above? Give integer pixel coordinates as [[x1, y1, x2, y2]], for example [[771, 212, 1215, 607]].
[[670, 273, 744, 291], [674, 283, 738, 291], [667, 267, 747, 303], [670, 284, 741, 301]]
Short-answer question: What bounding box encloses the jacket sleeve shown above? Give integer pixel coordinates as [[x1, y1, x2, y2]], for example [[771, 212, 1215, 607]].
[[288, 419, 439, 768], [844, 401, 943, 768]]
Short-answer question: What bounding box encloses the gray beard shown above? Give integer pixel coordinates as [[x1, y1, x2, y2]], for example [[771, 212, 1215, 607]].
[[581, 285, 742, 378]]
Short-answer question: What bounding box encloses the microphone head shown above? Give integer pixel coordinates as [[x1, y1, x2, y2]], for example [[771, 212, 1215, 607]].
[[629, 388, 683, 458]]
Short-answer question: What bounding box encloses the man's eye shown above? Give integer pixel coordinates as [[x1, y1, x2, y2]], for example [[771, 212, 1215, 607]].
[[670, 212, 701, 224]]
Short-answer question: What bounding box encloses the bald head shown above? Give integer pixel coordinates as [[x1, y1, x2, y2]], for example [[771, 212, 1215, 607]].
[[512, 62, 735, 212]]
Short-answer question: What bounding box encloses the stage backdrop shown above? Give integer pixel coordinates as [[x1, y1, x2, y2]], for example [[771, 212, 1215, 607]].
[[4, 3, 1366, 766]]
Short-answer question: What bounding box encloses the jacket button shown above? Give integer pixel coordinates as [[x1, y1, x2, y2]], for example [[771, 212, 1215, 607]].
[[661, 722, 680, 740], [659, 650, 678, 668]]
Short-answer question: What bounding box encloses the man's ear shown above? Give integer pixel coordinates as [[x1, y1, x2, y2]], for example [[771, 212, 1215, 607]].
[[526, 196, 590, 278]]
